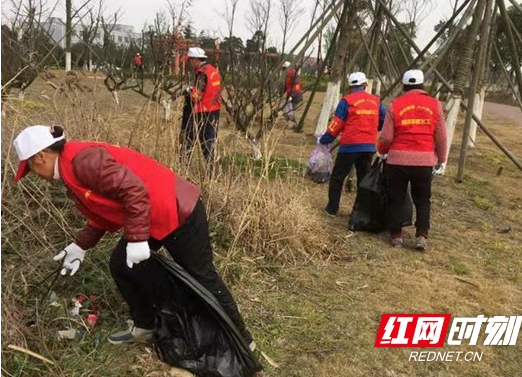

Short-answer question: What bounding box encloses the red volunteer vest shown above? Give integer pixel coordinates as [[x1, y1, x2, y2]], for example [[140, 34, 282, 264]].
[[194, 63, 221, 113], [285, 69, 302, 96], [340, 91, 380, 145], [59, 141, 178, 239], [390, 91, 439, 152]]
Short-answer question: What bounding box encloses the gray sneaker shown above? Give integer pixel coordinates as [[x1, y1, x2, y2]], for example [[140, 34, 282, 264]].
[[390, 236, 404, 248], [415, 236, 428, 251], [108, 324, 154, 344], [323, 207, 337, 217]]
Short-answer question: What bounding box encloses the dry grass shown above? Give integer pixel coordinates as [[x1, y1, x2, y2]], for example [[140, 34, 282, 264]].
[[2, 73, 522, 377]]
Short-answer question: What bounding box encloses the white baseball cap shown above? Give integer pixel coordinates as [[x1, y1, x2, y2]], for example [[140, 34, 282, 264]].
[[181, 47, 207, 61], [347, 72, 367, 86], [402, 69, 424, 85], [12, 125, 65, 182], [282, 61, 291, 68]]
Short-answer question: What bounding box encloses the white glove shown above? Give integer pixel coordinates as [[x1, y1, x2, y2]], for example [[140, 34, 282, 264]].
[[433, 163, 445, 175], [126, 241, 151, 268], [53, 243, 86, 276], [287, 96, 293, 103], [185, 85, 192, 93], [376, 151, 388, 160], [316, 135, 323, 144]]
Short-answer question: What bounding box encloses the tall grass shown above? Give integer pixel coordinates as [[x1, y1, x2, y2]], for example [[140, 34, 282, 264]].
[[1, 81, 326, 376]]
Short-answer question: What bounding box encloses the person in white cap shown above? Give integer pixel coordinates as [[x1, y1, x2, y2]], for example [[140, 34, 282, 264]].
[[377, 69, 447, 250], [12, 125, 254, 348], [181, 47, 221, 165], [281, 61, 302, 129], [317, 72, 386, 217]]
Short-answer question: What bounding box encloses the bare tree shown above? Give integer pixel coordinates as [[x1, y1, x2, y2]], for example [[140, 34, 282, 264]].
[[278, 0, 305, 55], [1, 0, 62, 99]]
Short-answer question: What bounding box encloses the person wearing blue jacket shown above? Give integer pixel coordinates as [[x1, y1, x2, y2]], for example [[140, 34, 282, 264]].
[[318, 72, 386, 216]]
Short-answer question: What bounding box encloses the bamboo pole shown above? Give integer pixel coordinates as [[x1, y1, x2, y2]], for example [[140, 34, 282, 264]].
[[380, 0, 474, 100], [377, 0, 522, 174]]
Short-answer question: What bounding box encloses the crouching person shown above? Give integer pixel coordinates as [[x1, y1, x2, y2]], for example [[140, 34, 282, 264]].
[[12, 125, 254, 348]]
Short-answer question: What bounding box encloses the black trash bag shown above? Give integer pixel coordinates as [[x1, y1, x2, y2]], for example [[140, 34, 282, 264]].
[[348, 160, 413, 232], [150, 254, 263, 377]]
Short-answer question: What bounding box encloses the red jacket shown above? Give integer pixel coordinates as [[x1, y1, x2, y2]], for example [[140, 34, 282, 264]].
[[133, 56, 143, 67], [326, 90, 380, 145], [59, 142, 200, 249], [390, 91, 439, 152], [285, 69, 302, 100], [191, 63, 221, 113]]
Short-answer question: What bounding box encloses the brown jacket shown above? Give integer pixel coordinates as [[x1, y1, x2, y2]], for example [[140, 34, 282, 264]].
[[69, 147, 200, 249]]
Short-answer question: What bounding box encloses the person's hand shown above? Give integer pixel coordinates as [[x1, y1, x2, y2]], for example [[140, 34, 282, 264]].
[[433, 163, 445, 175], [287, 96, 293, 103], [53, 243, 86, 276], [376, 151, 388, 160], [316, 135, 323, 144], [185, 85, 192, 93], [126, 241, 151, 268]]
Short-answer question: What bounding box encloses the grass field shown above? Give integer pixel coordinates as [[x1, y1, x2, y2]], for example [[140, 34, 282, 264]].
[[1, 71, 521, 377]]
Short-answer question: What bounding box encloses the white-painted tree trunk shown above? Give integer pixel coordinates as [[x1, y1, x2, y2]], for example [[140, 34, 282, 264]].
[[441, 96, 462, 174], [18, 90, 25, 100], [314, 80, 341, 136], [65, 52, 72, 72], [444, 96, 455, 113], [468, 87, 485, 148], [162, 98, 173, 120], [374, 78, 382, 96], [366, 79, 374, 94], [112, 90, 119, 106], [435, 82, 443, 99]]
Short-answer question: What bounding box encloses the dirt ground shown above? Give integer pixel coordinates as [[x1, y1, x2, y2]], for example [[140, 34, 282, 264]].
[[2, 73, 522, 377]]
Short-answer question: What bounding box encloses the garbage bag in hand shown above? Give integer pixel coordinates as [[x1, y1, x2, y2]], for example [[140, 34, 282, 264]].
[[306, 144, 334, 183], [150, 255, 262, 377], [349, 160, 412, 232]]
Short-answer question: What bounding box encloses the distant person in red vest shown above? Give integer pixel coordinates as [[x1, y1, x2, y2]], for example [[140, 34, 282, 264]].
[[12, 125, 254, 349], [377, 69, 447, 250], [318, 72, 386, 217], [281, 61, 302, 129], [181, 47, 221, 164], [132, 53, 143, 77]]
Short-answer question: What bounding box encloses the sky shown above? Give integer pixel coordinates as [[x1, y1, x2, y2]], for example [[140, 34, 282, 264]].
[[103, 0, 455, 52], [1, 0, 457, 54]]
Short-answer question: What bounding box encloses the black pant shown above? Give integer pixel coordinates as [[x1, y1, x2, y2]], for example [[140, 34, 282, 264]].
[[181, 110, 219, 163], [387, 165, 433, 236], [109, 200, 252, 343], [326, 152, 374, 214]]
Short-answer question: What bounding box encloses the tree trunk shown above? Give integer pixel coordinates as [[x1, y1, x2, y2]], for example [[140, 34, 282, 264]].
[[65, 0, 72, 72], [469, 87, 486, 147], [375, 78, 382, 96], [314, 0, 357, 136], [457, 0, 492, 181], [443, 0, 487, 171]]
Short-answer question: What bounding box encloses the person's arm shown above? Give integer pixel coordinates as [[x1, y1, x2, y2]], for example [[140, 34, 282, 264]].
[[377, 104, 394, 154], [434, 102, 448, 164], [72, 147, 151, 244], [319, 99, 348, 144], [190, 70, 207, 103], [378, 103, 387, 131]]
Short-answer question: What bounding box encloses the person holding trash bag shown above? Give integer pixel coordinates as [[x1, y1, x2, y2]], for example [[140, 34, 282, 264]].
[[12, 125, 255, 349], [318, 72, 386, 217], [281, 61, 303, 129], [377, 69, 447, 250]]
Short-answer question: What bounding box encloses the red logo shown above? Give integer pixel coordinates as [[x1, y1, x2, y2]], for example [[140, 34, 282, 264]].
[[375, 314, 451, 347]]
